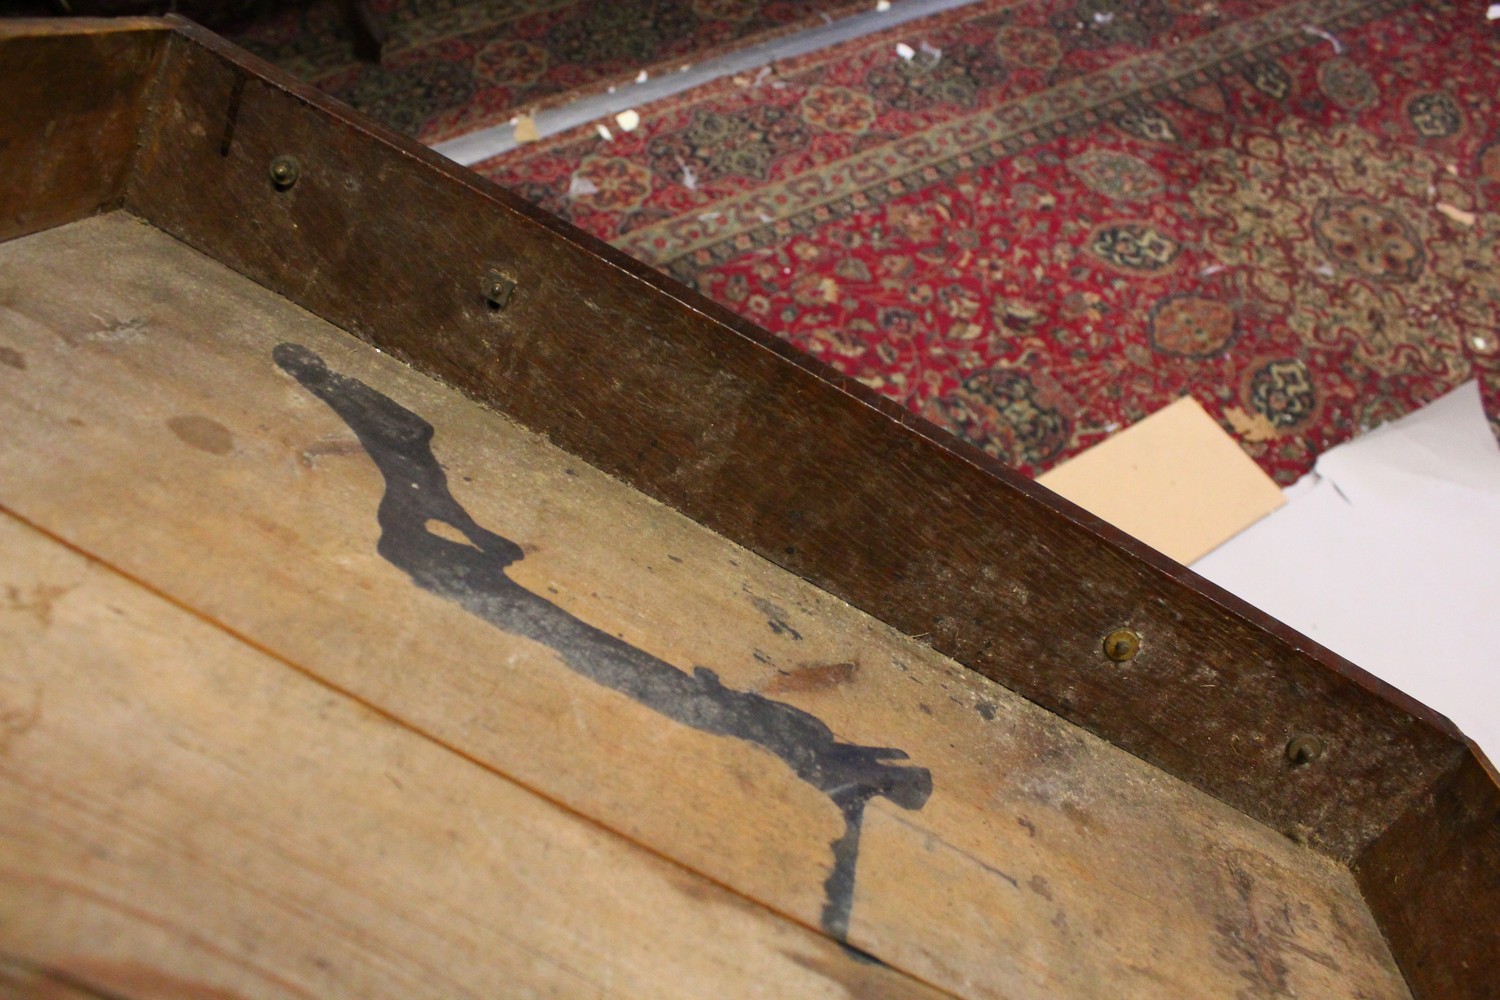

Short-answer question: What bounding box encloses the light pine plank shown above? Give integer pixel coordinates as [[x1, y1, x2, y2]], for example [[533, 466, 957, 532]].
[[0, 513, 950, 1000], [0, 213, 1409, 999], [0, 954, 113, 1000]]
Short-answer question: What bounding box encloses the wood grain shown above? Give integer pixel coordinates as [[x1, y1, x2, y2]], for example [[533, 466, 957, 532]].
[[0, 19, 167, 243], [6, 20, 1492, 996], [121, 19, 1464, 864], [1, 954, 114, 1000], [1354, 746, 1500, 1000], [0, 512, 954, 1000], [0, 213, 1412, 1000]]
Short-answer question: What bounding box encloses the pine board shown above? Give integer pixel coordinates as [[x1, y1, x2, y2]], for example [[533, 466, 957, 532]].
[[0, 513, 949, 999], [0, 213, 1409, 999]]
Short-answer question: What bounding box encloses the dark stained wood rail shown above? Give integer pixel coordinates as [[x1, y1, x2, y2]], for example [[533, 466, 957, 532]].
[[0, 18, 166, 242], [3, 16, 1496, 998], [1355, 746, 1500, 997]]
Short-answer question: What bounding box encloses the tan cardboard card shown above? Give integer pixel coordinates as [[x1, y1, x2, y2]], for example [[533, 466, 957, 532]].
[[1036, 396, 1285, 565]]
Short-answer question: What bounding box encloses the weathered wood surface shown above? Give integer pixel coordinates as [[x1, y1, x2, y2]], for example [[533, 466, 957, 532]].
[[1355, 747, 1500, 1000], [0, 512, 953, 1000], [0, 955, 108, 1000], [122, 18, 1464, 866], [0, 19, 166, 243], [0, 213, 1412, 999]]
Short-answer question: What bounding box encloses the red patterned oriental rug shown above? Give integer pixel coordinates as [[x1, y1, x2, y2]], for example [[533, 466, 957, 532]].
[[478, 0, 1500, 484], [229, 0, 898, 142]]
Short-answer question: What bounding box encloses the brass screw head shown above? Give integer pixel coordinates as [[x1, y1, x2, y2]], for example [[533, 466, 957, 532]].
[[269, 155, 301, 190], [483, 271, 516, 311], [1102, 628, 1141, 662], [1286, 735, 1325, 766]]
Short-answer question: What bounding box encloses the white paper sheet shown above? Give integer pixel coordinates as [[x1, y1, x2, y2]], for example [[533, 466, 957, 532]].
[[1193, 381, 1500, 762]]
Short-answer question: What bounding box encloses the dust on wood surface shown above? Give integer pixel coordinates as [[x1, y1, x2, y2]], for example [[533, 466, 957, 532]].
[[125, 25, 1461, 865], [0, 213, 1410, 1000], [0, 513, 949, 1000]]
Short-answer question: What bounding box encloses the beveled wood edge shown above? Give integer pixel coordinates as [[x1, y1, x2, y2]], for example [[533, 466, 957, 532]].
[[0, 16, 168, 36]]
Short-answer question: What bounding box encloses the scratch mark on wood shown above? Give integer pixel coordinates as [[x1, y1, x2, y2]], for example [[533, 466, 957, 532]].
[[298, 436, 366, 469], [876, 807, 1021, 890], [744, 587, 804, 640], [219, 74, 246, 157], [272, 343, 933, 941], [1215, 852, 1342, 998]]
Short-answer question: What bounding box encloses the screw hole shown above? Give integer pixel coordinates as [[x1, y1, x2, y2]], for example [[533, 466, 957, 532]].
[[483, 272, 515, 312], [1102, 628, 1140, 662], [269, 155, 300, 191], [1286, 735, 1325, 767]]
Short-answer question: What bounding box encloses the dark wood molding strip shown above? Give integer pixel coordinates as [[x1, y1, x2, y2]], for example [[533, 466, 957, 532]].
[[116, 18, 1470, 865]]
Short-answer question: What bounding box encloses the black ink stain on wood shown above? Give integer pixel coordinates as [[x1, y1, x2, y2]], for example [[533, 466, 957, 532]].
[[167, 415, 233, 456], [976, 700, 997, 721], [272, 343, 932, 942], [838, 942, 887, 966], [0, 346, 25, 370]]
